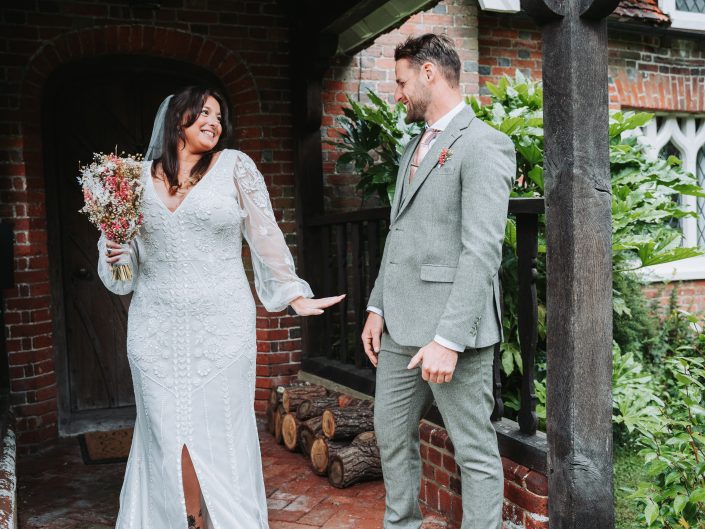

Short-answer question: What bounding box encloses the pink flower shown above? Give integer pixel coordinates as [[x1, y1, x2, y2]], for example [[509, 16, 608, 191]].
[[438, 148, 453, 167]]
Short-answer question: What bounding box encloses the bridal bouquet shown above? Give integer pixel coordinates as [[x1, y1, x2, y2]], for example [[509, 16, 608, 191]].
[[77, 152, 145, 281]]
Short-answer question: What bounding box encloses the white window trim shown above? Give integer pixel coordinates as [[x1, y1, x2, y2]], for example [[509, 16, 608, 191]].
[[660, 0, 705, 32], [636, 115, 705, 282], [478, 0, 520, 13]]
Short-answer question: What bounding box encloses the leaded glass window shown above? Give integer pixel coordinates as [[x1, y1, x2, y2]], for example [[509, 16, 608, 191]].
[[660, 141, 684, 231], [640, 115, 705, 252], [675, 0, 705, 13]]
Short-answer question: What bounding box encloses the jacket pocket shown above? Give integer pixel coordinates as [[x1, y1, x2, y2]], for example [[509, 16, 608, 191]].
[[420, 264, 457, 283]]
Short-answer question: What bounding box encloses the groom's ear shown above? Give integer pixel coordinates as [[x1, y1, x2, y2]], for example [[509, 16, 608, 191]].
[[421, 62, 437, 84]]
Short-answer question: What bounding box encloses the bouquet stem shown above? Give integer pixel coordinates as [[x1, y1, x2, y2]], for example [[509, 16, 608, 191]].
[[111, 264, 133, 281]]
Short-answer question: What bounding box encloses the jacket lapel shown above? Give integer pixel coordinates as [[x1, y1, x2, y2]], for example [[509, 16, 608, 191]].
[[395, 106, 476, 221], [390, 133, 422, 222]]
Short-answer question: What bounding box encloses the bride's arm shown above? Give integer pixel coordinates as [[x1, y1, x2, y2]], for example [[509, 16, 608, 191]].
[[96, 233, 140, 295], [232, 151, 314, 312]]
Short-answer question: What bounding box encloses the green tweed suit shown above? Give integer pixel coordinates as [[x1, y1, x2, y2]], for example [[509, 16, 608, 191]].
[[368, 105, 515, 529]]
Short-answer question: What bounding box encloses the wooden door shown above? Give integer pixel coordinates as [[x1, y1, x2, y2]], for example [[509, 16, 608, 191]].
[[43, 56, 227, 433]]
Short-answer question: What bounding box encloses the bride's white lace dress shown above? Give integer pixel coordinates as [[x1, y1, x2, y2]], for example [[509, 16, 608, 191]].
[[96, 149, 312, 529]]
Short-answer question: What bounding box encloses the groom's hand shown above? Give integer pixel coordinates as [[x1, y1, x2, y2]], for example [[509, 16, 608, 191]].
[[361, 312, 384, 367], [407, 341, 458, 383]]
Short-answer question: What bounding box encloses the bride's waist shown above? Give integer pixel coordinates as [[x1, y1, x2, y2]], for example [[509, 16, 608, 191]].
[[140, 254, 242, 264], [136, 257, 248, 285]]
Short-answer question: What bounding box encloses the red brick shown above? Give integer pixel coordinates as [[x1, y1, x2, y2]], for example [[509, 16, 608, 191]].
[[422, 462, 435, 480], [524, 470, 548, 496], [503, 481, 548, 517], [425, 480, 439, 511], [438, 488, 452, 514], [442, 454, 458, 474], [450, 494, 463, 524], [427, 447, 443, 467], [435, 468, 450, 488], [502, 500, 523, 525], [419, 421, 435, 443]]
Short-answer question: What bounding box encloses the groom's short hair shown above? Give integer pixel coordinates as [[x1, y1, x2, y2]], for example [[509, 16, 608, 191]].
[[394, 34, 461, 88]]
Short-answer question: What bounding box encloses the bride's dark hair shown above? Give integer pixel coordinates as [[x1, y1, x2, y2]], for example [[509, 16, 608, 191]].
[[152, 86, 232, 195]]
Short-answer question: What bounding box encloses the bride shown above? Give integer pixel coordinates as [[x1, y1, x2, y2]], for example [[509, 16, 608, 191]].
[[98, 86, 344, 529]]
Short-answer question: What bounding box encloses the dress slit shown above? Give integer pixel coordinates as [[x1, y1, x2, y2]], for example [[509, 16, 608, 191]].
[[180, 444, 214, 529]]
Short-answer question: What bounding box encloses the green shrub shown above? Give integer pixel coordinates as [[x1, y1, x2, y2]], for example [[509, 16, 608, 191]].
[[631, 353, 705, 529]]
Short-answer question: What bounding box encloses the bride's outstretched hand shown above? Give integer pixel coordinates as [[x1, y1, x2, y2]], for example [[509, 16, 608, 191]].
[[290, 294, 346, 316]]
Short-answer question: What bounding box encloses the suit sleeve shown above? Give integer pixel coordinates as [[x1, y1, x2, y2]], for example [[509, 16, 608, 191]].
[[434, 131, 515, 348], [366, 229, 391, 312]]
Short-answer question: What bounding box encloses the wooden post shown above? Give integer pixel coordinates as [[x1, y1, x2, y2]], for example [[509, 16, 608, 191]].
[[289, 12, 338, 358], [520, 0, 619, 526]]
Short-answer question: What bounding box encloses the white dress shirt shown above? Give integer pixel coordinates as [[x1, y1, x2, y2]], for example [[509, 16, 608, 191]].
[[368, 100, 468, 353]]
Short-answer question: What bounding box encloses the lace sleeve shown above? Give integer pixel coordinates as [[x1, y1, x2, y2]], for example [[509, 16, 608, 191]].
[[233, 151, 313, 312], [96, 233, 140, 295]]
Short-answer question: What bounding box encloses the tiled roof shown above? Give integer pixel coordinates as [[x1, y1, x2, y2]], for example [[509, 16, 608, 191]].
[[612, 0, 671, 26]]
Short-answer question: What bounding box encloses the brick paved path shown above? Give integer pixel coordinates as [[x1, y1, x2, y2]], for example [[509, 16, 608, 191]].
[[18, 426, 451, 529]]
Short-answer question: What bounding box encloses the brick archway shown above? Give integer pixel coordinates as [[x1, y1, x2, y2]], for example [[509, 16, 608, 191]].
[[10, 25, 263, 449]]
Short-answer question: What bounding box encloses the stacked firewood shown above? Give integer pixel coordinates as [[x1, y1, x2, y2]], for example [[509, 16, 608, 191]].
[[267, 381, 381, 488]]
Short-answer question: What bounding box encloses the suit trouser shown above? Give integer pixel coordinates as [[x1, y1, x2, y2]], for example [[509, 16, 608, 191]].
[[373, 333, 503, 529]]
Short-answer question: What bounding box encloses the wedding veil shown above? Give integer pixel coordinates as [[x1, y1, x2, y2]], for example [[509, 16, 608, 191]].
[[144, 94, 173, 161]]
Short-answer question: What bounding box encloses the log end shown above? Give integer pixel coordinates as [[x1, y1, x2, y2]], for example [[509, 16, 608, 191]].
[[321, 409, 335, 439], [309, 438, 329, 475], [327, 457, 345, 488], [282, 414, 299, 451]]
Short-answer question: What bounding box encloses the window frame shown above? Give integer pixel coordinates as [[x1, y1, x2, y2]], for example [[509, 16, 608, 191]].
[[638, 114, 705, 282], [660, 0, 705, 32]]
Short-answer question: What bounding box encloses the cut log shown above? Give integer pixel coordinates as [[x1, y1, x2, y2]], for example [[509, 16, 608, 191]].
[[281, 413, 301, 451], [273, 404, 285, 444], [298, 416, 324, 456], [322, 407, 374, 440], [295, 396, 339, 421], [269, 388, 280, 408], [309, 438, 347, 476], [282, 385, 328, 413], [266, 403, 276, 435], [337, 395, 375, 409], [351, 431, 377, 447], [270, 380, 309, 407], [327, 432, 381, 488]]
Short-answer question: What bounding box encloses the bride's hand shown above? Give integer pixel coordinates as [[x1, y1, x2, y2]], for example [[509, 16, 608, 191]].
[[289, 294, 346, 316], [105, 239, 130, 265]]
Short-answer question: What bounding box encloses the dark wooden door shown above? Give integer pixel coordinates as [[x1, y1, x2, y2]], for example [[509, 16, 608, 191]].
[[43, 56, 227, 432]]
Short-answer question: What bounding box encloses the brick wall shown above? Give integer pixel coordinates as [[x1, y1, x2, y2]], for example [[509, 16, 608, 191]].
[[643, 279, 705, 315], [477, 13, 541, 103], [419, 421, 548, 529], [0, 0, 301, 451], [608, 30, 705, 112], [320, 0, 480, 213], [478, 13, 705, 113]]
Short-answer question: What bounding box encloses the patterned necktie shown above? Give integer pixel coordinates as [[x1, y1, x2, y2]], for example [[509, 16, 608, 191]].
[[409, 128, 441, 182]]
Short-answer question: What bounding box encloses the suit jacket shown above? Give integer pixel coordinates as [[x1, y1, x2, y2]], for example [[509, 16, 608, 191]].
[[367, 105, 516, 350]]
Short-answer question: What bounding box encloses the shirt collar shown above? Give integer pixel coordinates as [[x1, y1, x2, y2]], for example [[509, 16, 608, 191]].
[[426, 100, 466, 131]]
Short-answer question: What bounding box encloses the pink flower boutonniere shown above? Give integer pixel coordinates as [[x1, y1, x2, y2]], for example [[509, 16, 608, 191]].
[[438, 148, 453, 167]]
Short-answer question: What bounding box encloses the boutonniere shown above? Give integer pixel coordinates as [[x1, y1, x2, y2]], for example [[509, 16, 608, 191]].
[[438, 148, 453, 167]]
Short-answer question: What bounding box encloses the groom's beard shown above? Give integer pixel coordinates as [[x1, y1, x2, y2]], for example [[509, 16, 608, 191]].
[[404, 84, 431, 124]]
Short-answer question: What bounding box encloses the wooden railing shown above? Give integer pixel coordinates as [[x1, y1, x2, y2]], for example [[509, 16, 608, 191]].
[[301, 198, 544, 435]]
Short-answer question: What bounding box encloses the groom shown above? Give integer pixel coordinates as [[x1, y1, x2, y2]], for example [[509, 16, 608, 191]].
[[361, 34, 515, 529]]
